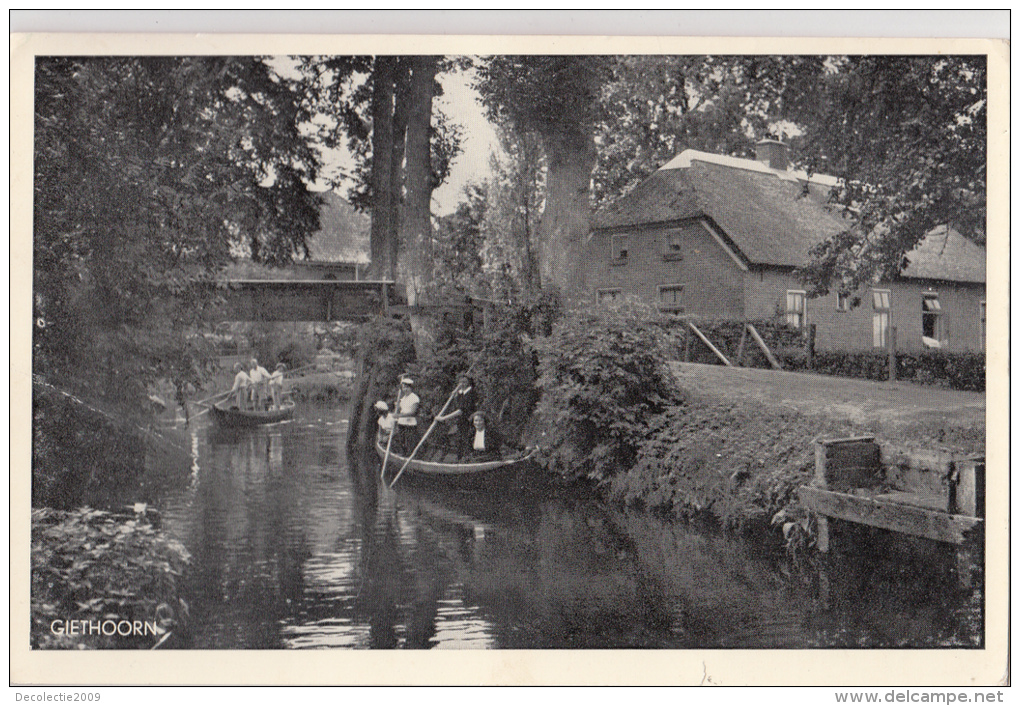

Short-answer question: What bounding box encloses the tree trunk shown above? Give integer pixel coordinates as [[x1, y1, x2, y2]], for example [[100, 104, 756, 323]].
[[368, 56, 397, 281], [537, 131, 596, 302], [397, 56, 439, 358]]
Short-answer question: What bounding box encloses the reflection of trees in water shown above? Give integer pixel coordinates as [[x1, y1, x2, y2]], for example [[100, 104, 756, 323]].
[[184, 430, 303, 648], [174, 419, 979, 649], [607, 510, 805, 648]]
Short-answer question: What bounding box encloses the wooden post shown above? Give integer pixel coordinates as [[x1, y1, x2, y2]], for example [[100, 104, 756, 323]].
[[949, 457, 984, 589], [888, 325, 897, 381], [736, 324, 748, 367], [807, 323, 816, 370], [813, 441, 831, 553], [683, 327, 691, 362], [688, 322, 733, 366], [747, 324, 782, 370], [811, 436, 881, 554]]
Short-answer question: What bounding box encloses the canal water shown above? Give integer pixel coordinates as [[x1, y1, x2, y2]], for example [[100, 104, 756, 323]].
[[148, 401, 981, 649]]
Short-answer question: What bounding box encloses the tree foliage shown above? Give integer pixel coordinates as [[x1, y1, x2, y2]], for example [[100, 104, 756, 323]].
[[788, 55, 987, 294], [33, 56, 322, 407], [300, 56, 465, 283]]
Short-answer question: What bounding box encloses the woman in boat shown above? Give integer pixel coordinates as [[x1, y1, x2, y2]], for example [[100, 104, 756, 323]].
[[467, 411, 505, 462], [393, 375, 420, 455], [434, 373, 478, 459], [230, 362, 251, 411]]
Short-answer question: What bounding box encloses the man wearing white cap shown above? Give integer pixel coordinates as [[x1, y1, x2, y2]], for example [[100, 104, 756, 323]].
[[393, 375, 420, 454]]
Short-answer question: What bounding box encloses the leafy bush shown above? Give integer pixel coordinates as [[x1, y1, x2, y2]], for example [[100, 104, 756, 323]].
[[532, 299, 682, 481], [31, 507, 191, 649], [609, 400, 854, 529]]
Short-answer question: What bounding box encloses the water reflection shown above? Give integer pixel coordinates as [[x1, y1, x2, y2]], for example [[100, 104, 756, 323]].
[[153, 402, 979, 650]]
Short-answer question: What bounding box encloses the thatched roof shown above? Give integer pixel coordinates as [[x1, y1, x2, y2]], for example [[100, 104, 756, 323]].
[[592, 150, 984, 283], [592, 152, 850, 268], [902, 226, 986, 284], [304, 191, 370, 264]]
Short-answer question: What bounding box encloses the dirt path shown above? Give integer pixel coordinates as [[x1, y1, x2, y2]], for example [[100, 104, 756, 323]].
[[669, 362, 986, 436]]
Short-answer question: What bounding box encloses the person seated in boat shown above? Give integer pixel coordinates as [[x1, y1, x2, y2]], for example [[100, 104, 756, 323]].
[[393, 375, 420, 455], [230, 362, 251, 411], [375, 400, 395, 441], [434, 373, 478, 460], [248, 357, 270, 409], [466, 411, 505, 462], [269, 363, 286, 409]]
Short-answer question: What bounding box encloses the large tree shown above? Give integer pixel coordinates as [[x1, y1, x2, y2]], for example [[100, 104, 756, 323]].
[[33, 56, 322, 408], [476, 56, 614, 301]]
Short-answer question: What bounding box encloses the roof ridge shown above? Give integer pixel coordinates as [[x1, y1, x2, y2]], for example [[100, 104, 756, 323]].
[[660, 149, 840, 187]]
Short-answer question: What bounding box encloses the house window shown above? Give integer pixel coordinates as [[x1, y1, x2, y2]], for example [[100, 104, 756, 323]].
[[596, 289, 621, 305], [611, 234, 629, 263], [872, 289, 892, 348], [835, 292, 850, 312], [657, 283, 684, 312], [785, 290, 807, 329], [662, 228, 683, 260], [921, 292, 944, 347]]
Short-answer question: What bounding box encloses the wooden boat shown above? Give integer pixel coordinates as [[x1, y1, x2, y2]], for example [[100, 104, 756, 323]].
[[210, 399, 295, 427], [375, 429, 538, 477]]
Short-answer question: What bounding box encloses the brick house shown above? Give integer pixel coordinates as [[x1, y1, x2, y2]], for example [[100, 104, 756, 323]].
[[584, 141, 987, 354]]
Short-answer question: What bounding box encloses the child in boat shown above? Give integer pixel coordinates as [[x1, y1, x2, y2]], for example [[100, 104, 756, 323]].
[[269, 363, 286, 409]]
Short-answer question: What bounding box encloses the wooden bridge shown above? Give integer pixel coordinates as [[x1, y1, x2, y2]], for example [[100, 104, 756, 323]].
[[209, 278, 482, 324], [212, 279, 402, 322]]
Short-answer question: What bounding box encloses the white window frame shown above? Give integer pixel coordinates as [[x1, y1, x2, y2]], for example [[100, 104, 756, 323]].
[[872, 289, 892, 348], [785, 290, 807, 330], [611, 234, 629, 263], [657, 283, 685, 312], [921, 291, 944, 347]]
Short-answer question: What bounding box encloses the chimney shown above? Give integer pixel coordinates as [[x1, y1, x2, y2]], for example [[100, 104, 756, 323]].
[[755, 139, 789, 171]]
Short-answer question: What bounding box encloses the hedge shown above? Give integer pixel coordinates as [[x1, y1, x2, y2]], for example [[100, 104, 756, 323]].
[[780, 350, 985, 392]]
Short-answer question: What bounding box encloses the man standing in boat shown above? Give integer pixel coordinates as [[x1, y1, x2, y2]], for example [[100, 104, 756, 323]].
[[249, 357, 270, 410], [434, 373, 478, 460], [393, 375, 420, 455]]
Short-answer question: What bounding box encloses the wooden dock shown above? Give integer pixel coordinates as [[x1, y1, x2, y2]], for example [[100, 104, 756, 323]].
[[798, 436, 984, 586]]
